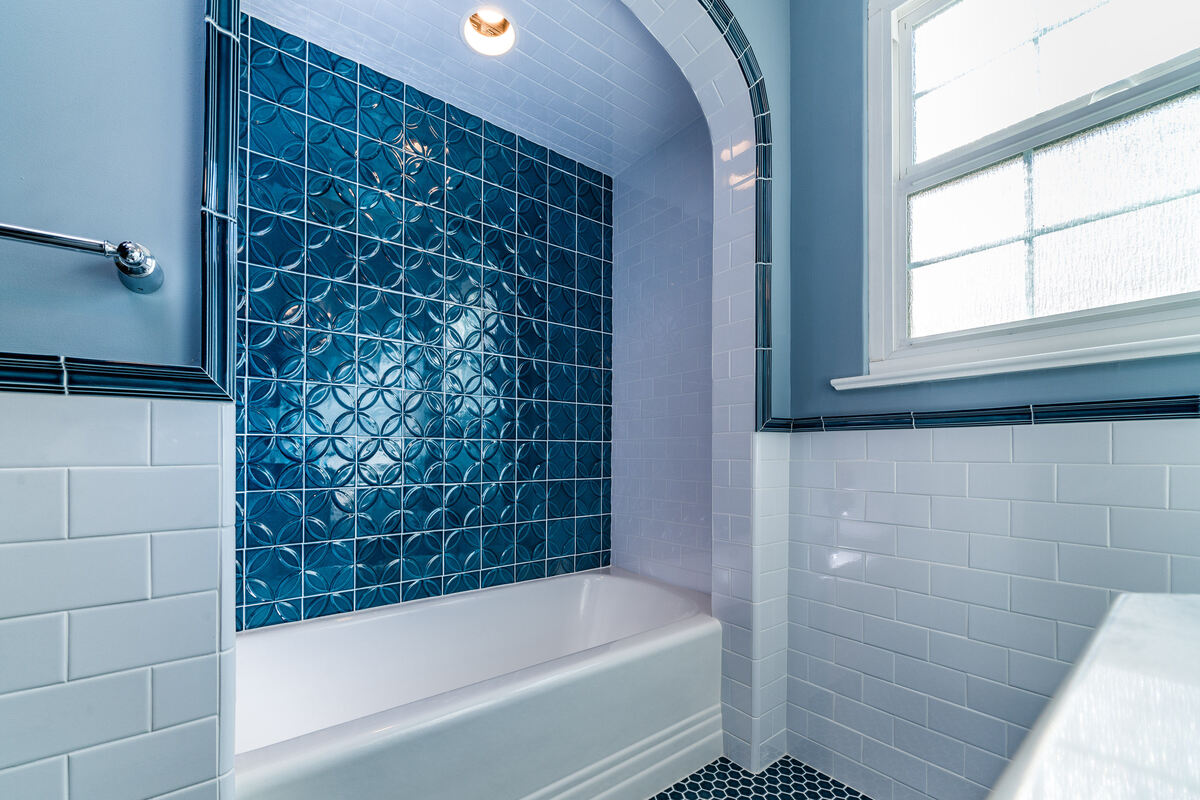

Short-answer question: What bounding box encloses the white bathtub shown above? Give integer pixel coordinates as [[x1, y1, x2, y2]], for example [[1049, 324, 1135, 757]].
[[235, 569, 723, 800]]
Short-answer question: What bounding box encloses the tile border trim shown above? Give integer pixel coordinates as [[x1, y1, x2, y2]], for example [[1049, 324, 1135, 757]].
[[0, 1, 238, 401]]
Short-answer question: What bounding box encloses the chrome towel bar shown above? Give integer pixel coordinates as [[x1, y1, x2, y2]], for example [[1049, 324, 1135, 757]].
[[0, 222, 164, 293]]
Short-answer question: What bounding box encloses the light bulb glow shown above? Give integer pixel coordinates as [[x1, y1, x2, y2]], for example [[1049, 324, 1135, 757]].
[[463, 8, 516, 56]]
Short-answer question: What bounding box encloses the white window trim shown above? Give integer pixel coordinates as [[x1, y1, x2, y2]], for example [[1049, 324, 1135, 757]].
[[836, 0, 1200, 390]]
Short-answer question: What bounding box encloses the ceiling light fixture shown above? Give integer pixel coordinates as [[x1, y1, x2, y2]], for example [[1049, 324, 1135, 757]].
[[462, 7, 516, 56]]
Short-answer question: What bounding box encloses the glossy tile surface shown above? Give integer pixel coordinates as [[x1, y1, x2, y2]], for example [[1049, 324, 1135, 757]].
[[236, 16, 613, 629], [653, 757, 871, 800]]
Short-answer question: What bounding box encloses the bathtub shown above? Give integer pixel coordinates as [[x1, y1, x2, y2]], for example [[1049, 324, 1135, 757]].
[[234, 569, 723, 800]]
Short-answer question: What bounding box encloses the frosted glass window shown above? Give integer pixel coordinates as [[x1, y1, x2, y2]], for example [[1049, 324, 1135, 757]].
[[910, 244, 1028, 337], [912, 0, 1200, 162], [907, 88, 1200, 338]]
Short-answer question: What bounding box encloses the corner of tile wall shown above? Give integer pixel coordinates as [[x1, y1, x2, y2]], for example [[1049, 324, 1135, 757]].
[[0, 391, 233, 799]]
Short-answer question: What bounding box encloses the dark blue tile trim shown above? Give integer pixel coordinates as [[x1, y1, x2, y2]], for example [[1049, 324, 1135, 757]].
[[1034, 395, 1200, 423], [826, 412, 915, 430], [762, 396, 1200, 431], [0, 3, 237, 401]]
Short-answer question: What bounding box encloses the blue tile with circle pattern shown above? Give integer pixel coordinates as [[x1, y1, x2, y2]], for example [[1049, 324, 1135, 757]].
[[235, 14, 612, 629], [652, 757, 873, 800]]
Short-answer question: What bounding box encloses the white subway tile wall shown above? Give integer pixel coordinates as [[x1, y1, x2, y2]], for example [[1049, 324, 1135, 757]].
[[0, 393, 235, 799], [612, 116, 712, 593], [788, 420, 1200, 800], [615, 0, 770, 771]]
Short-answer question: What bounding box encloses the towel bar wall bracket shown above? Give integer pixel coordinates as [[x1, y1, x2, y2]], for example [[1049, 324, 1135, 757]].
[[0, 222, 164, 294]]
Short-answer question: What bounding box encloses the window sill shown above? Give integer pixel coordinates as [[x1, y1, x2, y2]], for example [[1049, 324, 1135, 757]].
[[831, 333, 1200, 390]]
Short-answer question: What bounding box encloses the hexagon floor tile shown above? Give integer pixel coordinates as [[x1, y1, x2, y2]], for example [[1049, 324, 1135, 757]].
[[651, 756, 873, 799]]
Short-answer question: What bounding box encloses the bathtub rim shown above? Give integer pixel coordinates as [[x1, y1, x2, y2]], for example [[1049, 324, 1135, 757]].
[[235, 566, 711, 647]]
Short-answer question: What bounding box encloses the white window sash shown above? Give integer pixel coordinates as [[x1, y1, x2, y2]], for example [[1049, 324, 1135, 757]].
[[846, 0, 1200, 390]]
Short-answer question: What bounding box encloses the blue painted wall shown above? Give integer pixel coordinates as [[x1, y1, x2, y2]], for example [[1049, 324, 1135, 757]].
[[787, 0, 1200, 419], [0, 0, 205, 366], [236, 16, 613, 628]]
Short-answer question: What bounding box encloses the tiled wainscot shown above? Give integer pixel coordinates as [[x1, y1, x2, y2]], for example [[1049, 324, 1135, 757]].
[[235, 16, 614, 628]]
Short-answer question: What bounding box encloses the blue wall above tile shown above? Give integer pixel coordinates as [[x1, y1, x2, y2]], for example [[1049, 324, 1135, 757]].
[[235, 15, 613, 629]]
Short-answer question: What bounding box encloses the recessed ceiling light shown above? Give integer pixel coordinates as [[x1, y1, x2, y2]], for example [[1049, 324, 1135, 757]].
[[462, 7, 516, 56]]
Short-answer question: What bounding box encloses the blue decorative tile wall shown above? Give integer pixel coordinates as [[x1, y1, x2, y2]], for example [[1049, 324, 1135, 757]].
[[235, 15, 613, 629]]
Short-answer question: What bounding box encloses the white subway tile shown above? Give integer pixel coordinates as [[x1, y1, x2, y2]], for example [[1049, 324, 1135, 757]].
[[862, 675, 927, 724], [0, 670, 149, 770], [68, 717, 217, 800], [151, 401, 222, 466], [895, 655, 966, 705], [0, 613, 65, 694], [929, 697, 1007, 754], [1112, 418, 1200, 464], [810, 431, 867, 461], [933, 427, 1012, 463], [896, 462, 966, 497], [967, 463, 1055, 502], [837, 520, 898, 555], [862, 616, 928, 659], [931, 564, 1009, 609], [1013, 422, 1109, 464], [159, 779, 220, 799], [0, 536, 149, 619], [1057, 464, 1167, 508], [152, 529, 221, 597], [0, 757, 65, 800], [68, 592, 218, 679], [809, 546, 866, 580], [896, 591, 968, 636], [966, 676, 1047, 728], [219, 649, 235, 774], [930, 497, 1009, 535], [0, 469, 67, 543], [220, 527, 237, 652], [896, 526, 969, 566], [866, 492, 930, 528], [1010, 576, 1110, 627], [1010, 501, 1107, 546], [836, 461, 895, 492], [866, 428, 932, 462], [894, 718, 964, 773], [968, 534, 1056, 580], [1056, 622, 1096, 662], [1058, 544, 1169, 592], [792, 460, 836, 489], [834, 637, 896, 681], [968, 606, 1056, 657], [835, 579, 896, 619], [69, 466, 221, 537], [1008, 651, 1070, 697], [1110, 506, 1200, 556], [1173, 556, 1200, 592], [929, 632, 1007, 683], [864, 554, 930, 593], [1170, 466, 1200, 510], [153, 655, 219, 730], [0, 394, 149, 467], [811, 489, 866, 520]]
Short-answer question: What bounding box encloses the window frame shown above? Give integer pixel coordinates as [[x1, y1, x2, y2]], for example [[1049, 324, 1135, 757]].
[[837, 0, 1200, 390]]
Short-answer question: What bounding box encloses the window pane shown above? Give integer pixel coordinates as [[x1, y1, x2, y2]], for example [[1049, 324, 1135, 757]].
[[912, 0, 1200, 163], [909, 157, 1025, 263], [1032, 194, 1200, 317], [906, 87, 1200, 339], [1034, 89, 1200, 229], [909, 244, 1028, 338]]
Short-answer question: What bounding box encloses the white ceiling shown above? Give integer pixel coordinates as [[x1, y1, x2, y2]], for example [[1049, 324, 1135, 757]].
[[243, 0, 705, 175]]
